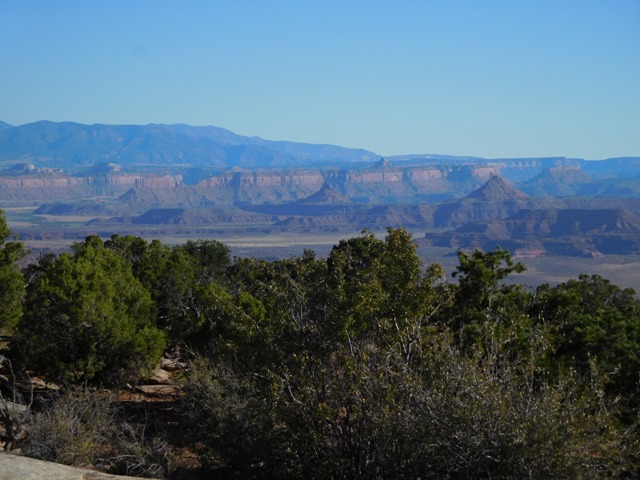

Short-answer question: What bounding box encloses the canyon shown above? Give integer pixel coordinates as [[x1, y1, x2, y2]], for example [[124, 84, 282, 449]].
[[2, 120, 640, 272]]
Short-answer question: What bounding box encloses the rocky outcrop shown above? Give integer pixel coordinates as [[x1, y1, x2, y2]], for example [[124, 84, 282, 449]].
[[521, 166, 591, 196], [0, 159, 511, 206], [295, 182, 352, 205], [6, 156, 640, 208], [0, 453, 154, 480], [494, 157, 581, 182], [465, 175, 527, 201], [0, 173, 179, 189], [432, 176, 539, 228], [88, 207, 274, 226], [504, 208, 640, 236], [423, 208, 640, 257], [0, 173, 182, 202]]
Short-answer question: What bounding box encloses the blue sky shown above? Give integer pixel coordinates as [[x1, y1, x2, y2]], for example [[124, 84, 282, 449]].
[[1, 1, 639, 159]]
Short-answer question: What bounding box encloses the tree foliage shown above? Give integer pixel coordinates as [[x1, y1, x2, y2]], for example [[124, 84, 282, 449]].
[[17, 235, 165, 385], [6, 228, 639, 477], [0, 209, 26, 332], [181, 232, 639, 478], [104, 235, 232, 347], [534, 274, 640, 418], [448, 247, 530, 348], [452, 246, 526, 314]]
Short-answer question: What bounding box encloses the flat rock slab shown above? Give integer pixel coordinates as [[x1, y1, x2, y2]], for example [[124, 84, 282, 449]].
[[133, 384, 180, 397], [0, 453, 154, 480], [146, 368, 175, 385]]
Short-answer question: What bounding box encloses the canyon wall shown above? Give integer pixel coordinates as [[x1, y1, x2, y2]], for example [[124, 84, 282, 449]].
[[0, 163, 533, 206]]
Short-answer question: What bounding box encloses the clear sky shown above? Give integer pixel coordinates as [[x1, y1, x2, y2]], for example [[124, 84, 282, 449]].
[[1, 1, 639, 159]]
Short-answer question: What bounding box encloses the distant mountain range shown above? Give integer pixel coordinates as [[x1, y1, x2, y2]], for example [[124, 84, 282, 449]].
[[0, 120, 378, 169], [2, 120, 640, 258], [1, 120, 640, 173]]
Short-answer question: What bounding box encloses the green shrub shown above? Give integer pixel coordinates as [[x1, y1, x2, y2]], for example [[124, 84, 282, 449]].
[[0, 209, 25, 333], [16, 236, 165, 386], [180, 239, 639, 478]]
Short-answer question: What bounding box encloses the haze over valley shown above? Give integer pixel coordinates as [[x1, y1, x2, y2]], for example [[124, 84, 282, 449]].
[[1, 119, 640, 289]]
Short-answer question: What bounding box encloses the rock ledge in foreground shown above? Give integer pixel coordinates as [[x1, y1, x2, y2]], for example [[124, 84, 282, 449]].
[[0, 453, 155, 480]]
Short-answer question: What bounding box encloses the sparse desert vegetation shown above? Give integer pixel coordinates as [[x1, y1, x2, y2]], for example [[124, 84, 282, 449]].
[[1, 210, 639, 478]]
